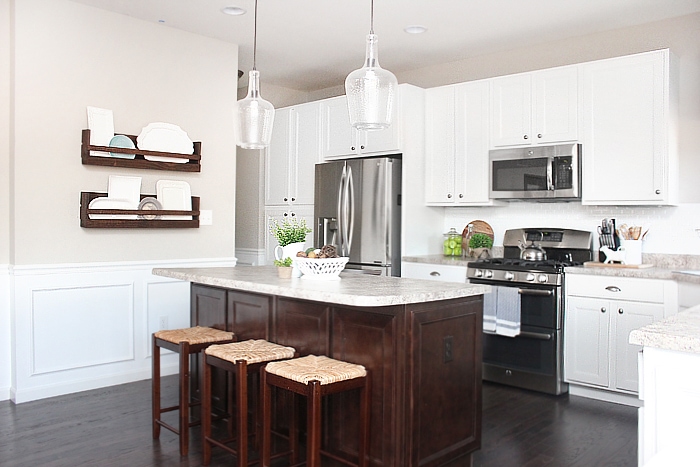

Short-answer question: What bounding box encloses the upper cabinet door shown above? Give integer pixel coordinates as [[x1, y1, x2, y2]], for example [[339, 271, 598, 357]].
[[291, 102, 321, 205], [490, 74, 531, 147], [532, 66, 578, 144], [265, 108, 292, 206], [320, 96, 355, 159], [581, 49, 677, 205], [424, 86, 456, 203]]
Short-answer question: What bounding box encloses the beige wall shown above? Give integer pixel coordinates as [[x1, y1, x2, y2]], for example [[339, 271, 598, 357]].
[[1, 0, 10, 265], [10, 0, 239, 265]]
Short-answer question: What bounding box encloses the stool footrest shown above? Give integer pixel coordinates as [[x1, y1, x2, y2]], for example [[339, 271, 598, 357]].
[[155, 419, 180, 435]]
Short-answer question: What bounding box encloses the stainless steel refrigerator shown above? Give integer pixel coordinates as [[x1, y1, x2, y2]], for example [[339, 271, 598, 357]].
[[314, 155, 401, 276]]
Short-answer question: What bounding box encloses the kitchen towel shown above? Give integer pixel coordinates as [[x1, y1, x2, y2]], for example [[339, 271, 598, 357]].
[[482, 287, 497, 332], [495, 286, 521, 337]]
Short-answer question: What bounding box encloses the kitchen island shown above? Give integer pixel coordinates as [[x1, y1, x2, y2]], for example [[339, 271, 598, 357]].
[[152, 266, 487, 467]]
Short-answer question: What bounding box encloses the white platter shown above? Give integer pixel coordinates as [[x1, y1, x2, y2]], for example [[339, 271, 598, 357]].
[[156, 180, 192, 220], [137, 122, 193, 163], [88, 197, 137, 220], [87, 106, 114, 157], [107, 175, 141, 208]]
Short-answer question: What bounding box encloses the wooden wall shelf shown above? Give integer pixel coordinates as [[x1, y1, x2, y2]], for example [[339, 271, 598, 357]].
[[80, 192, 200, 228], [81, 129, 201, 172]]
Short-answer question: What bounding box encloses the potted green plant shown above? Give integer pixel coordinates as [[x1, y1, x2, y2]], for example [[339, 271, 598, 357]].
[[469, 233, 493, 258], [274, 257, 293, 278]]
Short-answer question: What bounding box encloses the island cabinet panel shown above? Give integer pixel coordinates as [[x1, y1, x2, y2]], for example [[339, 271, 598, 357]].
[[227, 291, 273, 340], [274, 297, 331, 356], [329, 306, 404, 466], [408, 298, 483, 466], [191, 284, 228, 331]]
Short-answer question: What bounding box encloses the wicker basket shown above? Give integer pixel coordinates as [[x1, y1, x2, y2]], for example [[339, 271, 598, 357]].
[[293, 257, 349, 280]]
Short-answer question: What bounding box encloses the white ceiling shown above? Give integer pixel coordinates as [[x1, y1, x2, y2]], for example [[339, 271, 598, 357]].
[[70, 0, 700, 92]]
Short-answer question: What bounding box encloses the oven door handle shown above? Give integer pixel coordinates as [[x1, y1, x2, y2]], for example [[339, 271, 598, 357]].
[[517, 289, 553, 297], [518, 331, 553, 341]]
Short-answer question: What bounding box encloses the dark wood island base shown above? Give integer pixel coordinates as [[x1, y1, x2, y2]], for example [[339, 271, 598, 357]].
[[154, 267, 485, 467]]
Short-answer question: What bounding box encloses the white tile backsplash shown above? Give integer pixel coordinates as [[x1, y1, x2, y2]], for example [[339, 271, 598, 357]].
[[444, 203, 700, 255]]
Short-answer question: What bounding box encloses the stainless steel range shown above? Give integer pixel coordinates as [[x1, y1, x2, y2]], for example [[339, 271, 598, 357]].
[[467, 228, 593, 395]]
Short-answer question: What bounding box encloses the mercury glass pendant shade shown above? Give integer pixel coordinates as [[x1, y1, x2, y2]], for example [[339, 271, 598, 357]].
[[345, 33, 397, 131], [234, 70, 275, 149]]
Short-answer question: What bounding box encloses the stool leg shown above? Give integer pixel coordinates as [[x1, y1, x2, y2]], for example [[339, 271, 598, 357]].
[[179, 342, 190, 457], [202, 353, 213, 465], [358, 375, 371, 467], [290, 391, 299, 465], [152, 335, 161, 440], [307, 381, 322, 467], [261, 370, 272, 467], [235, 360, 248, 467]]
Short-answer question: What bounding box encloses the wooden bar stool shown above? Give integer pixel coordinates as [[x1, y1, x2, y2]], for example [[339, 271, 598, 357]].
[[261, 355, 371, 467], [152, 326, 235, 456], [201, 339, 296, 466]]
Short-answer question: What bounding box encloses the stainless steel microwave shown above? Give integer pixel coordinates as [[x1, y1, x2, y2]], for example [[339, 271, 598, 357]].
[[489, 143, 581, 200]]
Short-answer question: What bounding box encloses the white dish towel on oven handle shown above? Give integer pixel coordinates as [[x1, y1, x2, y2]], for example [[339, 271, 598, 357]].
[[482, 287, 497, 332], [495, 286, 521, 337]]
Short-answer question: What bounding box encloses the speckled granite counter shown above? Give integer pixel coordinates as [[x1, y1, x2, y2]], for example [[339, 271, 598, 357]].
[[153, 265, 488, 307], [629, 304, 700, 353]]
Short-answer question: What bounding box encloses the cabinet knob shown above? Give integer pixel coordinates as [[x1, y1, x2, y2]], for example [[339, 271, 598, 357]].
[[618, 308, 624, 314], [283, 212, 288, 217], [361, 145, 365, 150], [291, 197, 295, 202], [291, 212, 296, 217], [523, 135, 529, 140], [655, 189, 661, 195], [537, 134, 542, 138], [283, 197, 288, 202], [601, 307, 607, 313], [458, 193, 464, 199], [351, 146, 356, 151], [447, 193, 453, 199]]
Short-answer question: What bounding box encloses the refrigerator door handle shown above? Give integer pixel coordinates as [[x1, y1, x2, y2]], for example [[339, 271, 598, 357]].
[[337, 166, 346, 255], [346, 165, 355, 255]]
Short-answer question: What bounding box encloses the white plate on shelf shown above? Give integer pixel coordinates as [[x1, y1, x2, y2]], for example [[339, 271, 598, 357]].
[[87, 106, 114, 157], [108, 135, 136, 159], [88, 197, 137, 220], [156, 180, 192, 220], [137, 122, 193, 163], [107, 175, 141, 208]]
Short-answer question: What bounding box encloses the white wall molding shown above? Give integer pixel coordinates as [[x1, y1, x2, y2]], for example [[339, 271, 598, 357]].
[[10, 258, 234, 404], [235, 248, 265, 266], [0, 264, 11, 401]]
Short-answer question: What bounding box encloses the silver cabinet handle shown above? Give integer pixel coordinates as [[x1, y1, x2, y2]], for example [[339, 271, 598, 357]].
[[601, 307, 607, 313], [605, 286, 621, 292], [429, 271, 441, 277]]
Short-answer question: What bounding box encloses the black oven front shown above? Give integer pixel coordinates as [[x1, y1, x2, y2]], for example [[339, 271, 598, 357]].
[[472, 279, 568, 395]]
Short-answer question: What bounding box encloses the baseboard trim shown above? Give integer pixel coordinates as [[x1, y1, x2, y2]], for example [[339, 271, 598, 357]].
[[0, 386, 10, 402], [11, 363, 179, 404], [569, 384, 642, 407]]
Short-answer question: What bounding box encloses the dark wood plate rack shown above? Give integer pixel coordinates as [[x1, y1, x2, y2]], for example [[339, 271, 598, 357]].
[[81, 129, 201, 172], [80, 191, 200, 228]]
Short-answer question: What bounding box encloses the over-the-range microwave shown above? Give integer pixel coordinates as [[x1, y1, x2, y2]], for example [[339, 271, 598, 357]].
[[489, 143, 581, 201]]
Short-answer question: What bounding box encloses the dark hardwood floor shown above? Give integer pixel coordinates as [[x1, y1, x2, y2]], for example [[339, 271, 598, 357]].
[[0, 378, 637, 466]]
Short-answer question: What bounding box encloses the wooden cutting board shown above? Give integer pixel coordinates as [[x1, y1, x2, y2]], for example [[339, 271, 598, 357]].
[[462, 220, 494, 242], [583, 261, 654, 269]]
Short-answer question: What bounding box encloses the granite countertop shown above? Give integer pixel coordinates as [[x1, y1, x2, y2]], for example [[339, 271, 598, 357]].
[[629, 304, 700, 353], [152, 266, 488, 307]]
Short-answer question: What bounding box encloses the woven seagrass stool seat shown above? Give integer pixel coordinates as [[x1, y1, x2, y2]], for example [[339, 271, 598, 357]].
[[152, 326, 235, 456], [202, 339, 296, 467], [261, 355, 371, 467]]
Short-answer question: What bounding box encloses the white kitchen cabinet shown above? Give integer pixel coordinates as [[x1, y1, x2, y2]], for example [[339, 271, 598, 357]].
[[564, 274, 676, 396], [490, 66, 578, 147], [401, 262, 467, 283], [265, 102, 320, 206], [320, 92, 400, 159], [581, 49, 679, 205], [263, 205, 314, 265], [425, 80, 495, 205]]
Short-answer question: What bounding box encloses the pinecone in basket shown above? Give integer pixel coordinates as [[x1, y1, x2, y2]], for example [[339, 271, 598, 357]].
[[319, 244, 338, 258]]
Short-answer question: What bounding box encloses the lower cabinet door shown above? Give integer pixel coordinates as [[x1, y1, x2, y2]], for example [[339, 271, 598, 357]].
[[564, 296, 610, 387]]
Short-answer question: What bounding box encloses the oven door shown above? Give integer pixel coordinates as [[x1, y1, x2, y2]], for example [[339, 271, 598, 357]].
[[482, 326, 566, 395]]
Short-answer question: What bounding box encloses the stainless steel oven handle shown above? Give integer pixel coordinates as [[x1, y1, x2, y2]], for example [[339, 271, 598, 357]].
[[517, 289, 554, 297], [518, 331, 553, 341]]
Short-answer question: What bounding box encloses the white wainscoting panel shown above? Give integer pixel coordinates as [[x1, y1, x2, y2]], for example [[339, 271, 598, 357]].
[[0, 265, 11, 401], [11, 257, 235, 403], [235, 248, 265, 266]]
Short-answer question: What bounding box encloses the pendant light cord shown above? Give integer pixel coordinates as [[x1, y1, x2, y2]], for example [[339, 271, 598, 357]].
[[369, 0, 374, 34], [252, 0, 258, 71]]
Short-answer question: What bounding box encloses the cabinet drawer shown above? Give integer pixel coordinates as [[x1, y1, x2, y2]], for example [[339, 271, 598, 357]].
[[402, 262, 467, 283], [566, 274, 665, 303]]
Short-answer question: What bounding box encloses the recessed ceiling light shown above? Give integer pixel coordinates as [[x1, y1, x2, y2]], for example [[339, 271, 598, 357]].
[[404, 25, 427, 34], [221, 6, 246, 16]]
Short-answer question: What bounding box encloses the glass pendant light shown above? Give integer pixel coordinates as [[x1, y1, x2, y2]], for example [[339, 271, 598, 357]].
[[345, 0, 398, 131], [234, 0, 274, 149]]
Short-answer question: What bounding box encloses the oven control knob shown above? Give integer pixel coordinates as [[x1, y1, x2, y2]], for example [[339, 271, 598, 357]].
[[504, 272, 514, 281], [537, 274, 548, 283], [474, 269, 483, 278], [485, 270, 493, 278], [526, 273, 535, 282]]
